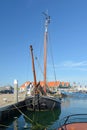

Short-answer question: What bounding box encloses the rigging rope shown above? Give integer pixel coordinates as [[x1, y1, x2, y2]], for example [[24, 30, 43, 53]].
[[13, 103, 46, 129], [0, 124, 13, 128], [35, 57, 43, 76], [13, 104, 33, 123], [0, 96, 44, 129], [48, 28, 57, 85]]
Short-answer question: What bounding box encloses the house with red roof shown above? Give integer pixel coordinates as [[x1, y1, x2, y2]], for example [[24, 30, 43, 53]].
[[20, 80, 70, 92], [20, 81, 31, 92]]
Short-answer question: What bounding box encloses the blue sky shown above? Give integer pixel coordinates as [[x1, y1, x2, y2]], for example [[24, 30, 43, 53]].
[[0, 0, 87, 86]]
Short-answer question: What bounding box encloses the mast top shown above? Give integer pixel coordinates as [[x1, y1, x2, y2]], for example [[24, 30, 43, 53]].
[[43, 12, 50, 32], [30, 45, 33, 51]]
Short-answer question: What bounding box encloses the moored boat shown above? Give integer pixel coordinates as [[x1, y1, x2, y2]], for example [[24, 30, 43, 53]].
[[25, 95, 61, 111], [25, 13, 61, 111]]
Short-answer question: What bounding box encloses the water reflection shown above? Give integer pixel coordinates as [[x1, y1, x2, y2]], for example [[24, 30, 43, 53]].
[[23, 109, 61, 130], [13, 117, 18, 130], [0, 111, 21, 130], [0, 108, 61, 130]]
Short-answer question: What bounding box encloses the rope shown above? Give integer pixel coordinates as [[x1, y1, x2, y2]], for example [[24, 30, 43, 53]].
[[35, 57, 49, 87], [0, 94, 56, 129], [35, 57, 43, 76], [13, 104, 46, 129], [48, 28, 57, 84], [13, 104, 33, 123], [0, 124, 13, 128], [0, 96, 42, 129]]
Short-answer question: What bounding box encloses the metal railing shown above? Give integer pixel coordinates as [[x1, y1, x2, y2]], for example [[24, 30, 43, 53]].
[[58, 114, 87, 129]]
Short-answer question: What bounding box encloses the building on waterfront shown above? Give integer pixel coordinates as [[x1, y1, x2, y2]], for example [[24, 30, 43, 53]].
[[19, 81, 31, 92], [20, 81, 70, 92], [76, 85, 87, 92]]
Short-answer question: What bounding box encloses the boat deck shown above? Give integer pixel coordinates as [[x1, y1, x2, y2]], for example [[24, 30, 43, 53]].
[[58, 123, 87, 130]]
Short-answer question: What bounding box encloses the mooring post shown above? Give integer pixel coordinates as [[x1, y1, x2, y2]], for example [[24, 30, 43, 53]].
[[25, 83, 27, 98], [14, 79, 18, 103]]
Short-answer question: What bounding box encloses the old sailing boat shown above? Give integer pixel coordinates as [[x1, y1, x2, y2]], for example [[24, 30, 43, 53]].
[[25, 13, 61, 111]]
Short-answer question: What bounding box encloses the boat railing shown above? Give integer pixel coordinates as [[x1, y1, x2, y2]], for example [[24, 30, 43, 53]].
[[58, 114, 87, 129]]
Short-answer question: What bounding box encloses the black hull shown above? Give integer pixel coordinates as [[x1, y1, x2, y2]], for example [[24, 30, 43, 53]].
[[25, 95, 61, 111], [0, 100, 26, 123]]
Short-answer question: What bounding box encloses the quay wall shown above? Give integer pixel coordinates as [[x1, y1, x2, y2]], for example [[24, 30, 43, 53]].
[[0, 93, 27, 122]]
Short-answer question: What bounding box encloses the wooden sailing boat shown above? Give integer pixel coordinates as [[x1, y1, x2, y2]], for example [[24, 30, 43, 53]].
[[25, 13, 61, 111]]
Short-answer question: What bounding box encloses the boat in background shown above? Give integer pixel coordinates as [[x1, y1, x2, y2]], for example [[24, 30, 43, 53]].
[[25, 13, 61, 111], [58, 114, 87, 130]]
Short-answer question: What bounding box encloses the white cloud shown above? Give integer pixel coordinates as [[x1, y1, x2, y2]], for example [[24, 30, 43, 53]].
[[48, 60, 87, 71], [63, 61, 87, 67]]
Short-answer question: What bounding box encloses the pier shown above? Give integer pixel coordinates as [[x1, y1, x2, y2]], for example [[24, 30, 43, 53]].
[[0, 80, 27, 122], [0, 93, 26, 108]]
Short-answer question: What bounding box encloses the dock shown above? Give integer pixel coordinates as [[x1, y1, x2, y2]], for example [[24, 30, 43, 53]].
[[0, 79, 28, 123], [0, 93, 26, 108], [0, 92, 27, 123]]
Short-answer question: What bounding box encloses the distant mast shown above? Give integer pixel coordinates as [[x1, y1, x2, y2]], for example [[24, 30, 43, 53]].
[[30, 45, 37, 86], [43, 12, 50, 93]]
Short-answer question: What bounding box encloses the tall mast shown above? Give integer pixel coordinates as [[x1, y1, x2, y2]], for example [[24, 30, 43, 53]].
[[43, 13, 50, 93], [30, 45, 37, 86]]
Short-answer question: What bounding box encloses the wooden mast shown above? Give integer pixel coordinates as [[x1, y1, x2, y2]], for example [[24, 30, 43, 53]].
[[30, 45, 37, 86], [43, 13, 50, 93]]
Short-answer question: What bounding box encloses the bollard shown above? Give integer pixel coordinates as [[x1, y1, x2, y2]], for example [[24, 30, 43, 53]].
[[14, 79, 18, 103], [25, 83, 27, 98]]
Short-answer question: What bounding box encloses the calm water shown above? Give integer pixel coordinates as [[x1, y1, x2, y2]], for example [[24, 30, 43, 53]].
[[1, 93, 87, 130]]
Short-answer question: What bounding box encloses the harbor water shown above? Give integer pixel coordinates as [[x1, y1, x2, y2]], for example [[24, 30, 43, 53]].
[[1, 92, 87, 130]]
